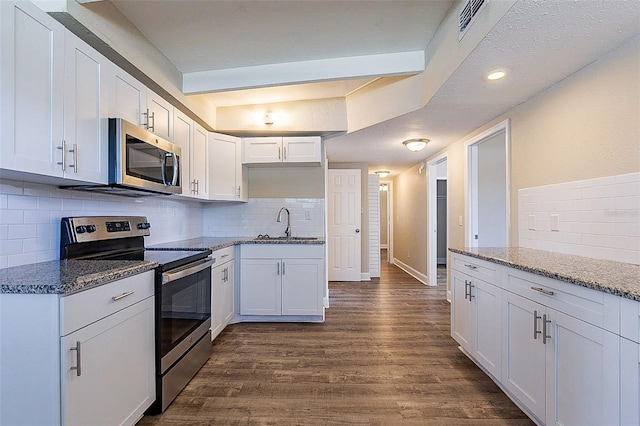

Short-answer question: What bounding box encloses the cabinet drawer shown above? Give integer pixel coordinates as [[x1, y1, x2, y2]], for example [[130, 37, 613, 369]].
[[451, 253, 498, 284], [212, 246, 235, 265], [60, 270, 154, 336], [503, 268, 619, 334]]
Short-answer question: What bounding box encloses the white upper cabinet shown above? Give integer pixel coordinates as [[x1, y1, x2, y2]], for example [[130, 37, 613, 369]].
[[62, 32, 109, 184], [109, 70, 173, 141], [110, 68, 146, 129], [242, 136, 321, 165], [1, 0, 65, 177], [191, 122, 209, 199], [1, 1, 108, 183], [210, 132, 246, 201]]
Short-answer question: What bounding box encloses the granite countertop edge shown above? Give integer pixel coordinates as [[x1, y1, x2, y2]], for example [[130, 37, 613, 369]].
[[0, 260, 158, 295], [449, 247, 640, 301], [148, 237, 326, 252]]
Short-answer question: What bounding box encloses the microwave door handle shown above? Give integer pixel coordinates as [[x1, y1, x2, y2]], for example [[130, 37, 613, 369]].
[[161, 153, 168, 186], [170, 153, 179, 187]]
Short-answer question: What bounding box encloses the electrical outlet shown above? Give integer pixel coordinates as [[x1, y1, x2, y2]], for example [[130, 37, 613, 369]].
[[551, 214, 560, 231], [305, 210, 311, 220], [458, 216, 463, 226]]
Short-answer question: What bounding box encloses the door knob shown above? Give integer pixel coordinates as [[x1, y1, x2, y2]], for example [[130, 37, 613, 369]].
[[355, 229, 360, 233]]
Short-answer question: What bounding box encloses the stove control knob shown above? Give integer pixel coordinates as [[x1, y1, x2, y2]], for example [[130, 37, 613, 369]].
[[137, 222, 151, 230], [75, 225, 86, 234], [86, 225, 96, 233]]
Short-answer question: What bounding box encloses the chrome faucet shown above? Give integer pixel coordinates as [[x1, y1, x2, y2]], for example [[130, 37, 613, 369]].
[[276, 207, 291, 237]]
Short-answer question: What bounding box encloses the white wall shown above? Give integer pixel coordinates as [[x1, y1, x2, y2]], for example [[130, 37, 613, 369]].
[[519, 172, 640, 264], [477, 131, 507, 247], [0, 179, 203, 268]]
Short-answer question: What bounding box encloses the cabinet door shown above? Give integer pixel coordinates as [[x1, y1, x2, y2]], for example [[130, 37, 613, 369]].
[[546, 310, 620, 426], [146, 90, 173, 141], [210, 132, 239, 200], [281, 258, 323, 315], [0, 0, 64, 176], [110, 69, 146, 128], [502, 292, 546, 423], [211, 264, 225, 340], [61, 297, 155, 426], [173, 110, 193, 196], [283, 136, 321, 163], [621, 338, 639, 426], [451, 270, 474, 352], [192, 123, 209, 199], [223, 260, 236, 323], [63, 32, 109, 184], [474, 278, 502, 380], [240, 259, 281, 315], [242, 137, 282, 164]]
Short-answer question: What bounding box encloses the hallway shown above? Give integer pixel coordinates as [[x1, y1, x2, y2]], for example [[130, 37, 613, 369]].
[[139, 254, 532, 425]]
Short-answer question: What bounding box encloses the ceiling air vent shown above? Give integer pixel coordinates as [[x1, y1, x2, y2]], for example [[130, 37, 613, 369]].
[[459, 0, 487, 40]]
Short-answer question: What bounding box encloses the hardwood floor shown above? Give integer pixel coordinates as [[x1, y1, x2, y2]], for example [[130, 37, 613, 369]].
[[139, 252, 533, 425]]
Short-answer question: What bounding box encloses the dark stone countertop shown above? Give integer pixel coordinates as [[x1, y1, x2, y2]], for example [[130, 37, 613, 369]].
[[0, 259, 157, 295], [450, 247, 640, 301]]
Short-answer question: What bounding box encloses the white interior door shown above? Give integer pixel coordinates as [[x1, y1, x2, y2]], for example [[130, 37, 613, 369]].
[[328, 169, 361, 281]]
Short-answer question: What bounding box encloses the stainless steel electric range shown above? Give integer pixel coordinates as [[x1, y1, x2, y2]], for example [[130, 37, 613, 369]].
[[60, 216, 212, 413]]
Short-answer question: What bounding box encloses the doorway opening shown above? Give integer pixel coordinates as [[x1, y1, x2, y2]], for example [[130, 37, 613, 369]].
[[379, 181, 389, 263], [427, 155, 448, 289], [466, 119, 510, 248]]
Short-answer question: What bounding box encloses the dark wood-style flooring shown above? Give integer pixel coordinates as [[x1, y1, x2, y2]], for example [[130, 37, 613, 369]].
[[139, 252, 533, 425]]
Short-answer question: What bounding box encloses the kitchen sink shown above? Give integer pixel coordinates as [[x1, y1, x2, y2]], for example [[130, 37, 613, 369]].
[[253, 235, 318, 241]]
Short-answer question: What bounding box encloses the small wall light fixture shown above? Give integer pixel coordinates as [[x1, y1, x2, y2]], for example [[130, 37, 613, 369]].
[[264, 111, 275, 125], [403, 138, 429, 152], [375, 170, 390, 178]]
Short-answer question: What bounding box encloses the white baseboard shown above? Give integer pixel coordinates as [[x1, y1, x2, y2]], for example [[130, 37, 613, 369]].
[[360, 273, 371, 281], [392, 258, 431, 286], [447, 290, 451, 302]]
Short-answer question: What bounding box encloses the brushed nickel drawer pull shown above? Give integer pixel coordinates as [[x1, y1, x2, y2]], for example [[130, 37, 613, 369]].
[[531, 286, 555, 296], [533, 310, 542, 340], [463, 264, 477, 270], [542, 314, 552, 344], [112, 291, 135, 301], [221, 254, 229, 258], [70, 341, 81, 376]]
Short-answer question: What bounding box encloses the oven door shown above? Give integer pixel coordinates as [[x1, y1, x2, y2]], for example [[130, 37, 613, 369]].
[[159, 257, 213, 373], [110, 118, 181, 195]]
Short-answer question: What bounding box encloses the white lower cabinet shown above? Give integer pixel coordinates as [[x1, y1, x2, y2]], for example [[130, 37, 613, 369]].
[[453, 252, 629, 426], [211, 246, 236, 340], [240, 244, 324, 318], [0, 271, 155, 426]]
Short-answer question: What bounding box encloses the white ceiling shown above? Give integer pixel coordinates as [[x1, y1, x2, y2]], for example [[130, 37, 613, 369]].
[[109, 0, 639, 178]]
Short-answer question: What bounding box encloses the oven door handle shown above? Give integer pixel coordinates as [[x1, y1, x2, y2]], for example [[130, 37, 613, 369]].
[[162, 258, 214, 284]]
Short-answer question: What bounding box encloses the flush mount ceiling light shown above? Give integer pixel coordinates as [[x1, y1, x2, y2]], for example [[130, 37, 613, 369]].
[[402, 138, 429, 152], [486, 70, 506, 81], [375, 170, 390, 178]]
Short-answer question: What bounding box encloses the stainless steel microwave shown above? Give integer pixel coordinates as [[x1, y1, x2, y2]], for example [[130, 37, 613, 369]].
[[61, 118, 182, 197]]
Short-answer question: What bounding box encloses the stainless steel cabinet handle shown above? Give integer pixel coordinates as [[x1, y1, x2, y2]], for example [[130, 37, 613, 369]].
[[57, 141, 66, 171], [148, 111, 155, 132], [142, 108, 150, 128], [70, 341, 81, 376], [237, 185, 241, 198], [112, 291, 135, 301], [533, 310, 542, 340], [277, 262, 280, 275], [542, 314, 551, 344], [282, 261, 285, 275], [468, 282, 474, 300], [463, 264, 477, 270], [464, 280, 469, 301], [68, 143, 77, 173], [283, 146, 287, 160], [278, 146, 281, 159], [531, 286, 555, 296]]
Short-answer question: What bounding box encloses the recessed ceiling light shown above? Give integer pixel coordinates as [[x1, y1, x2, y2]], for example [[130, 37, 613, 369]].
[[487, 70, 506, 81]]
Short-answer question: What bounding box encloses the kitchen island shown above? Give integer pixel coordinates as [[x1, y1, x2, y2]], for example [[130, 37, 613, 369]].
[[450, 247, 639, 426]]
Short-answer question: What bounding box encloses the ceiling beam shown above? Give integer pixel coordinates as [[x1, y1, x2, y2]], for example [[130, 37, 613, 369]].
[[182, 51, 425, 95]]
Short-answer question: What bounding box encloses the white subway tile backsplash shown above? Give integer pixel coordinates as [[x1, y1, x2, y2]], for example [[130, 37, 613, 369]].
[[8, 224, 37, 240], [519, 172, 640, 264], [7, 194, 38, 210]]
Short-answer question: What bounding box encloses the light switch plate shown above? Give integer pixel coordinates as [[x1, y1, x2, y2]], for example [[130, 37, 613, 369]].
[[528, 215, 536, 230], [551, 214, 560, 231]]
